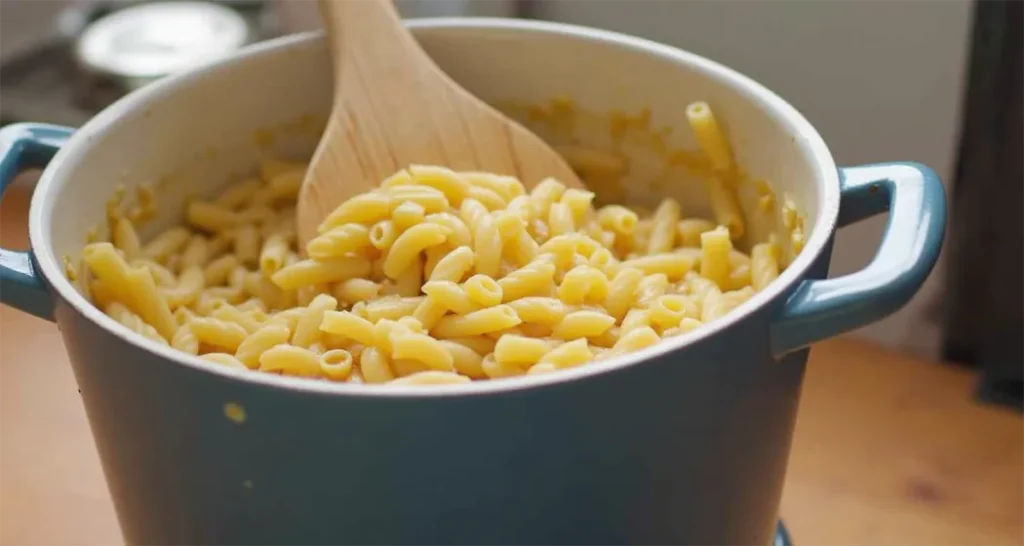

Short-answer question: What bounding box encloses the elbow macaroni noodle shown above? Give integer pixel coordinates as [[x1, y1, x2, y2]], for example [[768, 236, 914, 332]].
[[78, 102, 795, 386]]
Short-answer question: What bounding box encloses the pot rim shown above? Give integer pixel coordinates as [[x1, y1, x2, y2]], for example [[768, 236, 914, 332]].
[[30, 17, 839, 398]]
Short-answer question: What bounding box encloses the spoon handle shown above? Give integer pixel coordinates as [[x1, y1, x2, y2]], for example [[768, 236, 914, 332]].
[[318, 0, 423, 66]]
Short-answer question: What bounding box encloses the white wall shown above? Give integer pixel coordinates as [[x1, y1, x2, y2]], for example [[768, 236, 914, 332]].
[[533, 0, 972, 357], [394, 0, 517, 17]]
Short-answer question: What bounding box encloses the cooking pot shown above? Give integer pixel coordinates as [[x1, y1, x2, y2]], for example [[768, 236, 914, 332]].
[[0, 19, 945, 545]]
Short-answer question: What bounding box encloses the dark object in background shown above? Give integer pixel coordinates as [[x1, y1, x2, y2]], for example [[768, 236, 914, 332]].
[[0, 0, 275, 127], [0, 0, 528, 128], [943, 0, 1023, 411]]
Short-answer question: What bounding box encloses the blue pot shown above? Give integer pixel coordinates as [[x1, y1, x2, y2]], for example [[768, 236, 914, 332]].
[[0, 20, 945, 545]]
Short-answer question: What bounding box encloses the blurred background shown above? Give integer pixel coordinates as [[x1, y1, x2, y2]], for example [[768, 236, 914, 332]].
[[2, 0, 1019, 406]]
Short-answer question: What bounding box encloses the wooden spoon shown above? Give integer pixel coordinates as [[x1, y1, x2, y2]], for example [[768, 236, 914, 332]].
[[296, 0, 583, 247]]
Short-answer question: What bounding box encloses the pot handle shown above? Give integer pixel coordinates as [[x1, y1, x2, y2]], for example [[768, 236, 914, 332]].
[[0, 123, 75, 321], [770, 162, 947, 357]]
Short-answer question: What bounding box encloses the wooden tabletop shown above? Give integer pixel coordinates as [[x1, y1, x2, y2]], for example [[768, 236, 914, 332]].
[[1, 184, 1021, 545]]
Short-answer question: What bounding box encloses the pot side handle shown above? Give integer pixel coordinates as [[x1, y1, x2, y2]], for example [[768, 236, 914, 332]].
[[770, 162, 947, 357], [0, 123, 75, 321]]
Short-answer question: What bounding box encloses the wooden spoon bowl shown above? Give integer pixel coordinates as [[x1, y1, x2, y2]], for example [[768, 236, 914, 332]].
[[296, 0, 583, 247]]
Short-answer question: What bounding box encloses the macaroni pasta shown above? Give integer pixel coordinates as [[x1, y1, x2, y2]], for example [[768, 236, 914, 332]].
[[79, 101, 792, 385]]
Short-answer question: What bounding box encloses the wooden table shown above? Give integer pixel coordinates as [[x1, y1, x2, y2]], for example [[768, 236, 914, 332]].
[[1, 185, 1021, 545]]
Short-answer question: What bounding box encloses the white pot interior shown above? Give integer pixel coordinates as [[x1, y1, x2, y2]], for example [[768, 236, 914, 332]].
[[37, 19, 836, 310]]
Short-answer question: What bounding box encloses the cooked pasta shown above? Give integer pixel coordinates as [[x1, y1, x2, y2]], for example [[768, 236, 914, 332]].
[[79, 101, 799, 386]]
